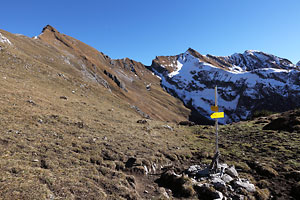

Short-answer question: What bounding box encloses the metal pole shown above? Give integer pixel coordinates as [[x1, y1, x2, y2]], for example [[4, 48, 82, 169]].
[[215, 86, 219, 154], [209, 86, 220, 172]]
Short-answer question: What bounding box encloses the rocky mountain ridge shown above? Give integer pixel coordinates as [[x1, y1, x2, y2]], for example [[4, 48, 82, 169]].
[[150, 48, 300, 124], [0, 25, 190, 123], [1, 25, 300, 125]]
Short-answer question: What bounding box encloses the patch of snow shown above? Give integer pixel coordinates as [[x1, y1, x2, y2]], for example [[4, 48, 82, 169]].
[[168, 61, 182, 77], [0, 33, 12, 45]]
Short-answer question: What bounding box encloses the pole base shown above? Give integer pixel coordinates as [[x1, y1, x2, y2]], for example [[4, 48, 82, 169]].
[[209, 151, 220, 173]]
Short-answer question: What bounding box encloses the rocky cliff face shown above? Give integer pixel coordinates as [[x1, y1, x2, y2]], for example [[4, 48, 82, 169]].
[[150, 48, 300, 124]]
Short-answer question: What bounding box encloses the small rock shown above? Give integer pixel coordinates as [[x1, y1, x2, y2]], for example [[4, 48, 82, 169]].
[[151, 163, 157, 173], [72, 90, 75, 94], [33, 159, 39, 162], [146, 83, 151, 91], [187, 165, 202, 175], [227, 184, 234, 192], [232, 194, 245, 200], [137, 119, 147, 124], [125, 157, 137, 168], [60, 96, 68, 100], [162, 125, 173, 131], [222, 174, 234, 183], [225, 165, 239, 178], [38, 119, 43, 124], [26, 100, 36, 106], [75, 122, 84, 128], [144, 190, 149, 194], [178, 121, 195, 126], [143, 165, 149, 175], [234, 180, 256, 192], [215, 190, 224, 200]]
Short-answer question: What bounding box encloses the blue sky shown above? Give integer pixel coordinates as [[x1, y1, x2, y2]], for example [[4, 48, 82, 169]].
[[1, 0, 299, 65]]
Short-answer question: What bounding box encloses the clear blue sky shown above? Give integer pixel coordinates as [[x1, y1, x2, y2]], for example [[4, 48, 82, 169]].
[[1, 0, 299, 65]]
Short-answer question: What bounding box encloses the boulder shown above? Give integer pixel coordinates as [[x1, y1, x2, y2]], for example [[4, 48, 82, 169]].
[[222, 174, 234, 183], [186, 165, 202, 176], [225, 165, 239, 178], [234, 180, 256, 193]]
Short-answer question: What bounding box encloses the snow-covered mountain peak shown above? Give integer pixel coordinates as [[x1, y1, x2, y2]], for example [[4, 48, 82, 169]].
[[224, 50, 296, 72], [296, 61, 300, 67], [150, 49, 300, 124]]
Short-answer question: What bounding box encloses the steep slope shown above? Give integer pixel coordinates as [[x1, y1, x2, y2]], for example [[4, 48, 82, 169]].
[[0, 25, 190, 123], [0, 26, 194, 199], [150, 48, 300, 124]]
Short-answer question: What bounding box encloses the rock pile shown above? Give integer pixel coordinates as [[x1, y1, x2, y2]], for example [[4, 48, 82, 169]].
[[158, 163, 260, 200]]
